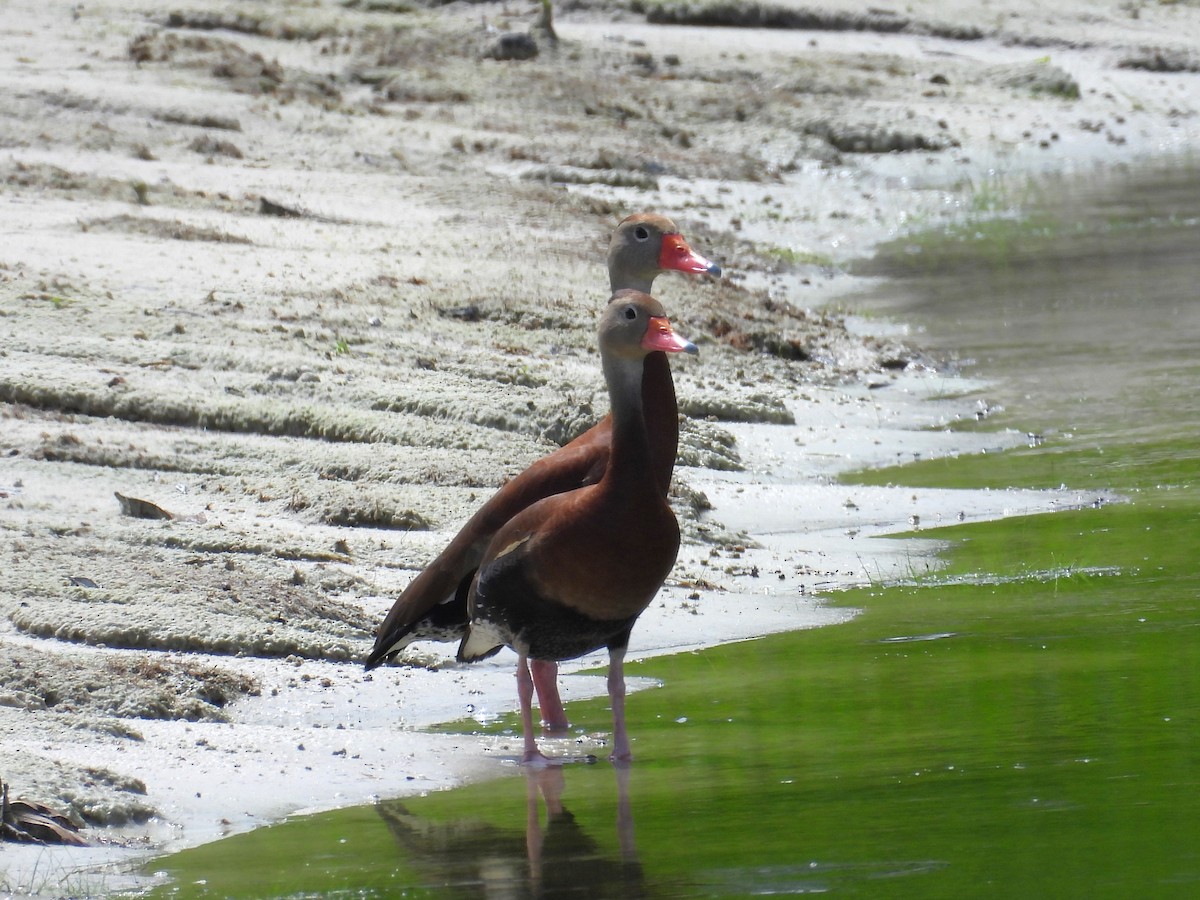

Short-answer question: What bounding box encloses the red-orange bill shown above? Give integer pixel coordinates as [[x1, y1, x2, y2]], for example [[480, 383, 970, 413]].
[[642, 316, 698, 355], [659, 233, 722, 276]]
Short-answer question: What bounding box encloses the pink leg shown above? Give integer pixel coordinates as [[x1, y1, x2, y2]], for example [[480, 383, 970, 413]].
[[531, 658, 569, 733], [607, 646, 632, 762], [517, 655, 552, 766]]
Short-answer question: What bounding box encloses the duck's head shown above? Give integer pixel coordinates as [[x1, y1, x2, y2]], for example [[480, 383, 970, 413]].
[[607, 214, 722, 292], [599, 289, 698, 363]]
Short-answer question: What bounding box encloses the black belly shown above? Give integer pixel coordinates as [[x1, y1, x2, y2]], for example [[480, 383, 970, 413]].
[[475, 583, 639, 661]]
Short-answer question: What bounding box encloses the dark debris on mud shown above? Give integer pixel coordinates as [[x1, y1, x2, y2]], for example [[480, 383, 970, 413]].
[[1, 778, 89, 846]]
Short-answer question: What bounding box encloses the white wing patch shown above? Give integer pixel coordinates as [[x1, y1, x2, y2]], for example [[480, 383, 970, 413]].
[[458, 621, 506, 662]]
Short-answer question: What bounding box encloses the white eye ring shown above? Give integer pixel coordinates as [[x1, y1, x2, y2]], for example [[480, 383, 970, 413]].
[[623, 306, 638, 320], [634, 226, 650, 242]]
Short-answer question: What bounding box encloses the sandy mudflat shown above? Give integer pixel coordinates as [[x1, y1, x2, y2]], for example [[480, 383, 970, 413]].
[[1, 0, 1196, 893]]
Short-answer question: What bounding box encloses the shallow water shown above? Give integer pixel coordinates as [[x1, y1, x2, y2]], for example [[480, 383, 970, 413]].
[[143, 162, 1200, 899], [849, 162, 1200, 443]]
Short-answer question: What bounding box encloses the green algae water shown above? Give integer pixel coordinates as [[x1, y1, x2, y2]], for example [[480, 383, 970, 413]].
[[143, 162, 1200, 898]]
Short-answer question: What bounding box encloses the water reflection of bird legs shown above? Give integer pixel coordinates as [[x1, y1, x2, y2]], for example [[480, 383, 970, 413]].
[[525, 763, 642, 898], [614, 763, 636, 862], [375, 764, 643, 898], [525, 766, 561, 896]]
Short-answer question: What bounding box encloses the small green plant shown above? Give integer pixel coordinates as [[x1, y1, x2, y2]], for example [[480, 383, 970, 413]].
[[759, 244, 837, 269]]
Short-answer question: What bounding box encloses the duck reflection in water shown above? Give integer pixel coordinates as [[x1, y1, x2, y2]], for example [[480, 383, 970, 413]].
[[375, 764, 643, 899]]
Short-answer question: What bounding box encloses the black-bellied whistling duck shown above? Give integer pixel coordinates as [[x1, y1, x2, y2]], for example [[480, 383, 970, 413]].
[[365, 216, 719, 723], [457, 289, 695, 764]]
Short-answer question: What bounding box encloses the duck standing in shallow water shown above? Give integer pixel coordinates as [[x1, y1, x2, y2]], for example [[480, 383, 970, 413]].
[[457, 289, 695, 764], [365, 215, 719, 729]]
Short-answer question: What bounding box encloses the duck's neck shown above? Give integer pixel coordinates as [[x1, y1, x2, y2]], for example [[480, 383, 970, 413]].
[[641, 351, 678, 495], [601, 353, 658, 494], [611, 271, 654, 294]]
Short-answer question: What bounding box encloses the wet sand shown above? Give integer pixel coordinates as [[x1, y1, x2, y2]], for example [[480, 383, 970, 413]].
[[1, 0, 1197, 893]]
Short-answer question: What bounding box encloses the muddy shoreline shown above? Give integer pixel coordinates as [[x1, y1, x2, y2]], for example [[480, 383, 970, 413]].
[[2, 0, 1198, 893]]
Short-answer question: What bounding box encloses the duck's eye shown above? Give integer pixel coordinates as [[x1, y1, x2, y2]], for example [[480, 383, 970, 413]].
[[623, 305, 638, 320], [634, 226, 650, 242]]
